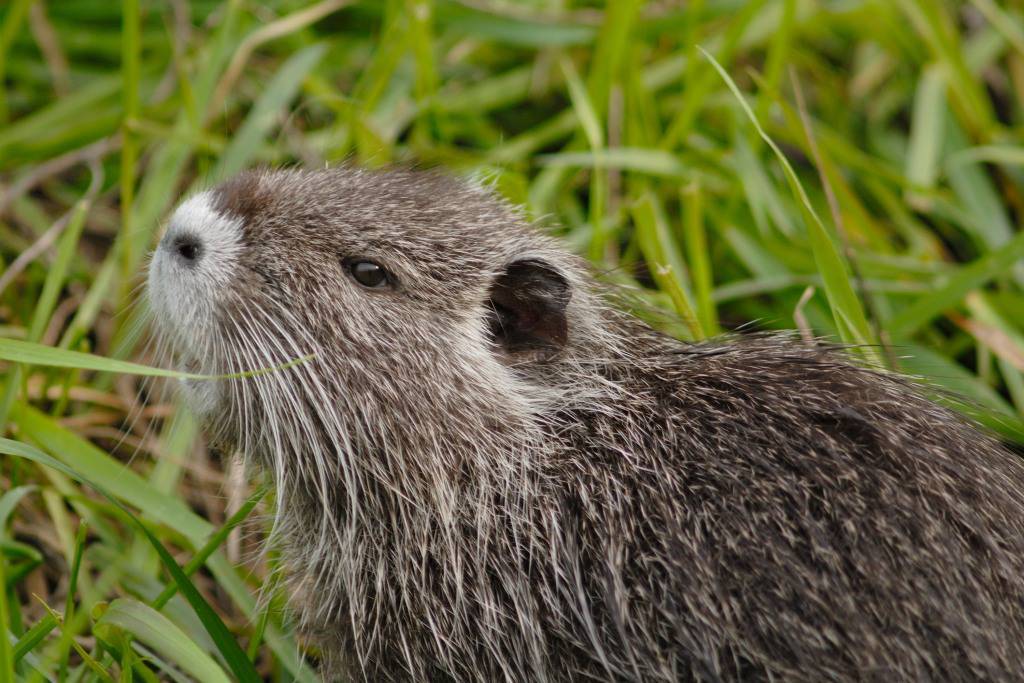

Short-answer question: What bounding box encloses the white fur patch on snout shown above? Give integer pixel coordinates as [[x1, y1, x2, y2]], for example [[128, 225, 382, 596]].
[[161, 191, 244, 289], [148, 191, 244, 375]]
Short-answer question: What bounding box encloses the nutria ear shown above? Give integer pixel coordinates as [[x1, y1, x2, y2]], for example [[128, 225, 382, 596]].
[[487, 258, 571, 358]]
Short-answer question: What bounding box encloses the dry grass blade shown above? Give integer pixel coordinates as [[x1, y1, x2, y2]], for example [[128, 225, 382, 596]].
[[211, 0, 352, 118]]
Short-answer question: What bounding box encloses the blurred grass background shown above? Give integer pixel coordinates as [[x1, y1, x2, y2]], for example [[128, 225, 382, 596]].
[[3, 0, 1024, 679]]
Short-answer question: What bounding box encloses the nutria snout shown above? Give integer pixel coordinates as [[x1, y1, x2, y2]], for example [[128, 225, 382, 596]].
[[148, 166, 1024, 681]]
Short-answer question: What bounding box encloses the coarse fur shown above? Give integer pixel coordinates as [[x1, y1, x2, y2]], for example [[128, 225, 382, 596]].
[[148, 167, 1024, 681]]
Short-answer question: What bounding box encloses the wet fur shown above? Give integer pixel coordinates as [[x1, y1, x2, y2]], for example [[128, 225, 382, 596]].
[[148, 167, 1024, 681]]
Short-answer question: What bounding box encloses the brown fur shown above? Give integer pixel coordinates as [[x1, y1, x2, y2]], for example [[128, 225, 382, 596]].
[[148, 167, 1024, 681]]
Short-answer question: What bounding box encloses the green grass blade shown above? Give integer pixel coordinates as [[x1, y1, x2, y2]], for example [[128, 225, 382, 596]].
[[56, 521, 88, 681], [152, 488, 265, 610], [120, 0, 141, 281], [632, 192, 703, 340], [559, 56, 608, 262], [0, 0, 32, 124], [943, 120, 1014, 251], [701, 47, 878, 357], [585, 0, 641, 121], [9, 405, 212, 540], [12, 615, 57, 664], [661, 0, 766, 150], [899, 0, 994, 136], [561, 57, 603, 150], [406, 0, 438, 145], [28, 197, 92, 344], [0, 524, 12, 683], [213, 43, 327, 180], [898, 345, 1024, 442], [0, 337, 313, 380], [947, 145, 1024, 169], [682, 182, 718, 336], [888, 230, 1024, 339], [9, 404, 316, 680], [0, 77, 120, 160], [442, 7, 593, 47], [969, 0, 1024, 56], [95, 599, 231, 683], [0, 436, 260, 683], [538, 148, 690, 177], [904, 65, 945, 208], [0, 486, 36, 535], [39, 596, 116, 682], [760, 0, 796, 110]]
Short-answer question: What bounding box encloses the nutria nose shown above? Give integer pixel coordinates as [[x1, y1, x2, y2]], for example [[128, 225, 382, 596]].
[[166, 233, 203, 266]]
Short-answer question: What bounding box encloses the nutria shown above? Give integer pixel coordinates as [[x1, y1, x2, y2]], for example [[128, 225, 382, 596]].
[[147, 167, 1024, 681]]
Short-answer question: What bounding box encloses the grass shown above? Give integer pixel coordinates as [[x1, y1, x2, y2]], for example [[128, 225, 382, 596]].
[[3, 0, 1024, 679]]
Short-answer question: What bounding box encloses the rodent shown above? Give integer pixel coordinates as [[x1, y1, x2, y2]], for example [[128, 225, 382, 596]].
[[147, 166, 1024, 681]]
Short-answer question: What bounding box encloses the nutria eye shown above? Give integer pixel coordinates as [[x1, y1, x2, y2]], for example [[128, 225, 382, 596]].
[[348, 260, 389, 289]]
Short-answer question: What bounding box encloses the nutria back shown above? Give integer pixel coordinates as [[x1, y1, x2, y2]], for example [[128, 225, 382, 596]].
[[147, 167, 1024, 681]]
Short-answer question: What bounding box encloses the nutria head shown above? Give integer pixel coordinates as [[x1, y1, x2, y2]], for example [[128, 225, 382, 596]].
[[148, 167, 603, 468]]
